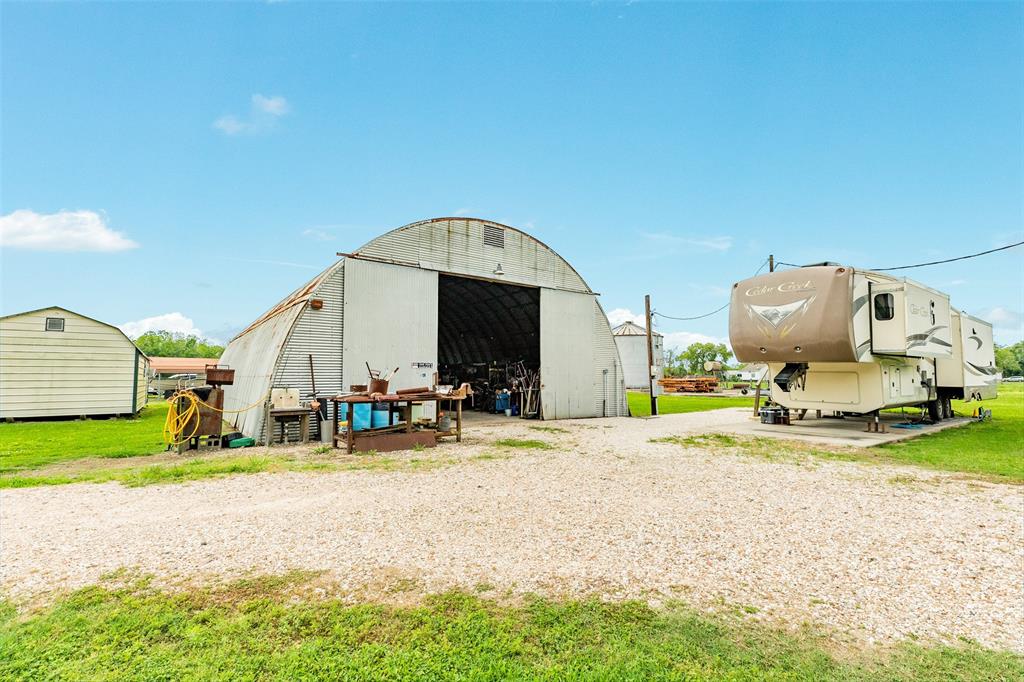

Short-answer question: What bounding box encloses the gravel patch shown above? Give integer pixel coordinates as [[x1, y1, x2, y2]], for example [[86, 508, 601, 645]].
[[2, 408, 1022, 651]]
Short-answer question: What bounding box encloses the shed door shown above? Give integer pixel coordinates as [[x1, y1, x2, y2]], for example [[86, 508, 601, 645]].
[[343, 259, 439, 395], [540, 288, 595, 419]]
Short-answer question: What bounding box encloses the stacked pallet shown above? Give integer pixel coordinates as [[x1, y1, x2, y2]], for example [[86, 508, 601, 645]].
[[657, 376, 719, 393]]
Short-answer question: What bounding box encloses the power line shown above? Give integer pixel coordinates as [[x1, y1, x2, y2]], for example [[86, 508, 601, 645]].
[[650, 257, 768, 322], [869, 241, 1024, 271], [773, 241, 1023, 273], [653, 301, 730, 322]]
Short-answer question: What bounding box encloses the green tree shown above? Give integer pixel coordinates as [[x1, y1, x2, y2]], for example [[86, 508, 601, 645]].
[[134, 330, 224, 358], [995, 343, 1023, 377], [676, 342, 733, 376]]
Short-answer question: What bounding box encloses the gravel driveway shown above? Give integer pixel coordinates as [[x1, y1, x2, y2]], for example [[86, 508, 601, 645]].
[[2, 408, 1022, 651]]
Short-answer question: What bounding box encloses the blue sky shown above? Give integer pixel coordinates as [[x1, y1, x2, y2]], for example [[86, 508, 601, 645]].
[[2, 1, 1022, 347]]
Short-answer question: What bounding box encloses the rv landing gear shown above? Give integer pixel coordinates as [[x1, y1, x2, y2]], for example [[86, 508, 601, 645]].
[[865, 411, 886, 433]]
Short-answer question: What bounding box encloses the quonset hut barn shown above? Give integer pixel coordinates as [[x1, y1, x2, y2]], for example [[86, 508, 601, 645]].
[[220, 218, 628, 441]]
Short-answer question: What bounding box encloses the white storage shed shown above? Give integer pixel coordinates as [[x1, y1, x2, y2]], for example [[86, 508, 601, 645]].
[[0, 306, 149, 419], [219, 218, 629, 441]]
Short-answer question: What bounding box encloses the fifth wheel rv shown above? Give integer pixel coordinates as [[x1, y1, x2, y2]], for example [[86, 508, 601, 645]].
[[728, 265, 998, 420]]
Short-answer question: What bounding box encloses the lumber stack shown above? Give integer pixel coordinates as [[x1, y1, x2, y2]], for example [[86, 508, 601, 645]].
[[657, 376, 719, 393]]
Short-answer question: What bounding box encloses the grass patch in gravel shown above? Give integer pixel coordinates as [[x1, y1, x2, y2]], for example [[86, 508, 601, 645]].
[[0, 450, 461, 489], [1, 575, 1019, 681], [0, 401, 171, 472], [494, 438, 553, 450], [629, 391, 754, 417], [528, 425, 568, 434]]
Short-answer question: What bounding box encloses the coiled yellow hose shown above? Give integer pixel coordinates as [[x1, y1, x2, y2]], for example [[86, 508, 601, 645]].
[[163, 389, 270, 446]]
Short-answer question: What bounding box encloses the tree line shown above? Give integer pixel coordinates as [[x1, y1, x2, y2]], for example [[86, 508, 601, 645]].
[[133, 330, 224, 358]]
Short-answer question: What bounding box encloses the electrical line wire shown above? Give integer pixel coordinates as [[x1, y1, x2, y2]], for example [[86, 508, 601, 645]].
[[868, 241, 1024, 271], [650, 257, 768, 322], [773, 241, 1023, 273], [653, 301, 731, 322]]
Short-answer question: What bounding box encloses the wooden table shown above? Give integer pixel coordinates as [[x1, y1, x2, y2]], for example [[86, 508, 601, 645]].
[[329, 393, 464, 454]]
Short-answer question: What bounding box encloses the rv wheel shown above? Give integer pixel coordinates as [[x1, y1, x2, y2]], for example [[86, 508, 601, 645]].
[[927, 400, 942, 422], [942, 396, 954, 419]]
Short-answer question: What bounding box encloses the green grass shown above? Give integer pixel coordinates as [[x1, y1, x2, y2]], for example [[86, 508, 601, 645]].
[[629, 391, 754, 417], [0, 575, 1018, 681], [528, 425, 568, 434], [0, 454, 332, 489], [494, 438, 553, 450], [0, 401, 170, 472], [877, 383, 1023, 481]]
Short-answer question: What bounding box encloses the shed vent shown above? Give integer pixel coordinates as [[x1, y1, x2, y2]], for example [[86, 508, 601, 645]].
[[45, 317, 65, 332], [483, 225, 504, 248]]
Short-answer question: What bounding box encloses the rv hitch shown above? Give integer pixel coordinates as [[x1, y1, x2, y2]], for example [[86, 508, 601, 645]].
[[774, 363, 809, 392]]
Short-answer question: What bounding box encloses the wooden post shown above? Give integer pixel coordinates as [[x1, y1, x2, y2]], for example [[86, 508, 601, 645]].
[[645, 294, 658, 416], [768, 254, 775, 272]]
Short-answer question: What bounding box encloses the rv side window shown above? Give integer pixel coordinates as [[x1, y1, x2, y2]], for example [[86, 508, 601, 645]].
[[874, 293, 894, 321]]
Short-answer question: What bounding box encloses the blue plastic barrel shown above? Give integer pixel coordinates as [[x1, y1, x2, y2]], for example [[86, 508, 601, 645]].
[[371, 410, 389, 428], [392, 413, 403, 426], [352, 403, 371, 431]]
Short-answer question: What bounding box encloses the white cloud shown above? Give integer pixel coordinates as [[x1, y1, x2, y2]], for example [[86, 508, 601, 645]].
[[662, 331, 728, 351], [606, 307, 646, 327], [982, 306, 1022, 329], [688, 283, 730, 297], [213, 93, 290, 135], [632, 231, 733, 260], [252, 94, 289, 116], [119, 312, 220, 342], [213, 115, 247, 135], [302, 227, 336, 241], [0, 209, 138, 251]]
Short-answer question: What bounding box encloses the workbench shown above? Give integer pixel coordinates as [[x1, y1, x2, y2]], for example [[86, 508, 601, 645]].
[[328, 393, 464, 454], [264, 406, 311, 445]]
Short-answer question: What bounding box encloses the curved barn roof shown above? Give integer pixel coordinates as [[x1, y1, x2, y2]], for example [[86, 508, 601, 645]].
[[232, 217, 595, 342]]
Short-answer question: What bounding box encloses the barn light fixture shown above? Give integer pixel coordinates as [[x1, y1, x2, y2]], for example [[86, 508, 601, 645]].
[[493, 263, 504, 275]]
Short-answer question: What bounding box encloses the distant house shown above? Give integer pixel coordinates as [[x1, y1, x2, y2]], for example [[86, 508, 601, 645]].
[[727, 363, 767, 382], [612, 321, 664, 393], [149, 357, 221, 395], [0, 306, 149, 419]]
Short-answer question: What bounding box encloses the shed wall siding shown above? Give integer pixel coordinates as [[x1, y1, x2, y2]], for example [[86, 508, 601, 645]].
[[134, 352, 149, 412], [0, 308, 137, 418], [270, 262, 346, 441], [540, 289, 597, 419], [220, 302, 305, 440]]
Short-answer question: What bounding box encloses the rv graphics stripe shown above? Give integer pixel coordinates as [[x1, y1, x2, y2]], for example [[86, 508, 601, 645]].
[[965, 362, 999, 376], [906, 325, 952, 349], [852, 294, 869, 316]]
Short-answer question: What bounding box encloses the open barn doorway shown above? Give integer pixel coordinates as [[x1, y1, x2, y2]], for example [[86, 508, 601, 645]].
[[437, 274, 541, 417]]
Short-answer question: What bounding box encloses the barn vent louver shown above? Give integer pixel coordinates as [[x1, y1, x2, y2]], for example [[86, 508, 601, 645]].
[[483, 225, 504, 248]]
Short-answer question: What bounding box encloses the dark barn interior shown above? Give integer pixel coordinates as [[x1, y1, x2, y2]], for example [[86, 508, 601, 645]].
[[437, 274, 540, 413]]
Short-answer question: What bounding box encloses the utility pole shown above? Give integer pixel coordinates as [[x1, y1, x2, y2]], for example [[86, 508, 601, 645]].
[[768, 254, 775, 272], [645, 294, 658, 416]]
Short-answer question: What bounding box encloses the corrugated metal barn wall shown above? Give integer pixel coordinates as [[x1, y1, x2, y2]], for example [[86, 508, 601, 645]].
[[592, 300, 628, 417], [269, 262, 346, 441], [219, 303, 306, 440]]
